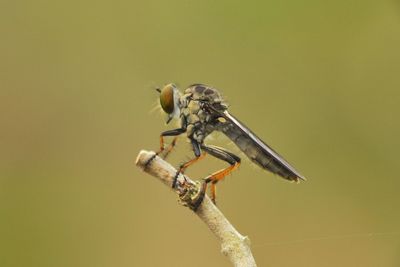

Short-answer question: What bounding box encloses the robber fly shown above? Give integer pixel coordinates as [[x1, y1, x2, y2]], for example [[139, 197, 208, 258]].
[[147, 83, 305, 210]]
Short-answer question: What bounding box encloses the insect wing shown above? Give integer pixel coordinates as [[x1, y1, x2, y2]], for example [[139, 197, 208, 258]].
[[221, 111, 305, 181]]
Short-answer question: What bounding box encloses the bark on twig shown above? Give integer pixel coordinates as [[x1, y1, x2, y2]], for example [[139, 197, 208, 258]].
[[135, 150, 257, 267]]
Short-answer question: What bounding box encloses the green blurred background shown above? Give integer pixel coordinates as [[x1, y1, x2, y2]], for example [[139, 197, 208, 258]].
[[1, 0, 400, 266]]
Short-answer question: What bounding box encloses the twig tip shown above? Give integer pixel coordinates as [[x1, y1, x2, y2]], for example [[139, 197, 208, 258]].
[[135, 150, 156, 167]]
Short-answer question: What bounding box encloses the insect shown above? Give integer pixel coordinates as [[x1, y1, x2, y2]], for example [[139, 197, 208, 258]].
[[148, 83, 305, 210]]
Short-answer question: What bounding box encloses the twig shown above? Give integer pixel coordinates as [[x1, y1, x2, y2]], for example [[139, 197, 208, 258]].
[[135, 150, 257, 267]]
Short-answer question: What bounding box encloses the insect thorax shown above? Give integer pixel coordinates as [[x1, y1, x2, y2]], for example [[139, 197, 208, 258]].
[[180, 84, 227, 143]]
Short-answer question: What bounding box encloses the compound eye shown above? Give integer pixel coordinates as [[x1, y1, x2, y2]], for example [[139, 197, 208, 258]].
[[160, 84, 175, 114]]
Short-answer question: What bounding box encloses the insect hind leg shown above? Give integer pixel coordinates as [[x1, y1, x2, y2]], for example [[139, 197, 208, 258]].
[[195, 145, 241, 206]]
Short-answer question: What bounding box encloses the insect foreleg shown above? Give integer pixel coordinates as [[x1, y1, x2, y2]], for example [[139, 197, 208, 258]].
[[158, 128, 186, 159], [156, 117, 188, 159], [144, 120, 187, 168]]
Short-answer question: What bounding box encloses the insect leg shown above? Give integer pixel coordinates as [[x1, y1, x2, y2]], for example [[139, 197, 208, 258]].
[[145, 128, 187, 168], [200, 145, 241, 205], [172, 139, 206, 188], [158, 128, 186, 159], [146, 117, 186, 165], [210, 181, 217, 205], [157, 116, 188, 160]]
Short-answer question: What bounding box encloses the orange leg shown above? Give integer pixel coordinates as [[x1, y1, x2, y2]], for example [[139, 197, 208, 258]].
[[172, 153, 206, 188], [206, 162, 240, 182], [162, 136, 178, 159], [178, 153, 206, 174], [145, 128, 186, 168], [210, 182, 217, 204], [156, 127, 186, 158], [186, 144, 242, 209], [204, 162, 240, 204], [157, 136, 178, 159]]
